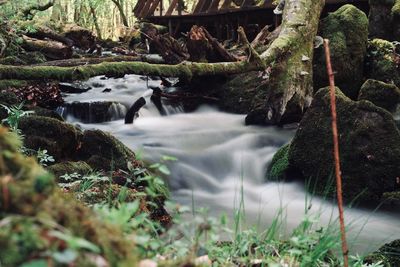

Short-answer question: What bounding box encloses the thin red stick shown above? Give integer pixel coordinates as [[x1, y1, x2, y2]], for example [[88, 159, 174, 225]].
[[323, 39, 349, 267]]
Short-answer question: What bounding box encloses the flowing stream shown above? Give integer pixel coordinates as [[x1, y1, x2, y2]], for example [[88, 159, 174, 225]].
[[61, 74, 400, 254]]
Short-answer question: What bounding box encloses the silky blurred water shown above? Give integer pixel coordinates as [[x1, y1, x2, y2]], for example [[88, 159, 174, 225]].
[[62, 74, 400, 254]]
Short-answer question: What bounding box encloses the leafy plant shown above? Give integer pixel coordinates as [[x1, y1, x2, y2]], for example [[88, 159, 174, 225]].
[[36, 148, 55, 166], [1, 103, 33, 133]]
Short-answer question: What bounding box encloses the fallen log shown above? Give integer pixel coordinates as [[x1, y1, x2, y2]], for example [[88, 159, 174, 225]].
[[63, 24, 96, 50], [21, 36, 72, 60], [33, 55, 165, 67], [26, 26, 74, 47], [187, 25, 238, 62], [125, 97, 146, 124], [151, 33, 189, 64]]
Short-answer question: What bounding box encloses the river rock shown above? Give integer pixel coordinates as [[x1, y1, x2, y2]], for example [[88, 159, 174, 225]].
[[365, 239, 400, 266], [358, 79, 400, 112], [365, 39, 400, 87], [287, 87, 400, 203], [59, 82, 91, 93], [19, 115, 82, 161], [78, 129, 136, 171], [313, 5, 368, 99], [61, 101, 126, 123]]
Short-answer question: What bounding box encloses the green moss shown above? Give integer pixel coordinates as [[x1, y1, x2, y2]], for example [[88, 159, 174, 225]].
[[47, 161, 92, 181], [267, 143, 291, 180], [314, 5, 368, 98], [392, 0, 400, 15], [366, 39, 400, 86], [0, 125, 138, 266], [19, 115, 81, 161], [78, 130, 135, 171], [0, 80, 28, 91], [288, 87, 400, 203], [358, 79, 400, 112]]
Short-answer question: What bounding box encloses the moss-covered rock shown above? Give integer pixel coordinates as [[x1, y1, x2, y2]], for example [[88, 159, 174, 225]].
[[0, 126, 137, 266], [314, 5, 368, 99], [267, 143, 291, 181], [78, 129, 135, 171], [365, 39, 400, 86], [29, 106, 64, 121], [358, 79, 400, 112], [288, 87, 400, 203], [19, 115, 81, 161], [364, 239, 400, 266], [47, 161, 92, 181]]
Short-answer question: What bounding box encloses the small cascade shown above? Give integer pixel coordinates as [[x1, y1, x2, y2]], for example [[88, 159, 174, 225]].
[[108, 102, 127, 121], [57, 101, 126, 123]]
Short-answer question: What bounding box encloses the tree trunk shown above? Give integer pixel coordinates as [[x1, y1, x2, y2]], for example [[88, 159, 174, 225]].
[[21, 36, 73, 60], [89, 3, 103, 39], [0, 0, 324, 124], [19, 0, 54, 20], [249, 0, 325, 124], [111, 0, 129, 27]]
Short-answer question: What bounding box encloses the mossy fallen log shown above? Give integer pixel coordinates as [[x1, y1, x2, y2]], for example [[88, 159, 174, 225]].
[[22, 35, 73, 60]]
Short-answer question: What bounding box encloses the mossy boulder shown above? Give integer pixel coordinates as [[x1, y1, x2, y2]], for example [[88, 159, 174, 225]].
[[0, 126, 137, 266], [78, 129, 136, 171], [365, 39, 400, 86], [267, 143, 291, 181], [288, 87, 400, 203], [365, 239, 400, 266], [19, 115, 81, 161], [358, 79, 400, 112], [314, 5, 368, 99], [47, 161, 92, 181], [29, 106, 64, 121]]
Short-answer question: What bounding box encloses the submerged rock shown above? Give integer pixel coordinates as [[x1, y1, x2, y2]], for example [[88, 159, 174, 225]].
[[358, 79, 400, 112], [59, 82, 91, 93], [313, 5, 368, 99], [288, 87, 400, 203], [365, 38, 400, 86]]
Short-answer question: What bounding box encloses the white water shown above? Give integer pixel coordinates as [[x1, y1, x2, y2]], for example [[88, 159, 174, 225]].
[[63, 75, 400, 255]]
